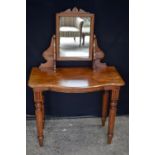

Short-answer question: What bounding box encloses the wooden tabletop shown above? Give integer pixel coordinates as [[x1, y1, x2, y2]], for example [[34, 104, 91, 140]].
[[28, 67, 125, 93]]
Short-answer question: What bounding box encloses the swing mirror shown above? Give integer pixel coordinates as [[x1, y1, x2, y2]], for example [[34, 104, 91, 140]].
[[56, 7, 94, 61]]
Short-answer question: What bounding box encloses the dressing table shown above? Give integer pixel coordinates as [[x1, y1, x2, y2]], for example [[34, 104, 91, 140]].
[[28, 7, 125, 146]]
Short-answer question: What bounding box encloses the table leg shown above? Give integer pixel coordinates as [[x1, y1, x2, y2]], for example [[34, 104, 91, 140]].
[[33, 90, 44, 146], [42, 97, 45, 129], [107, 87, 120, 144], [102, 90, 109, 126]]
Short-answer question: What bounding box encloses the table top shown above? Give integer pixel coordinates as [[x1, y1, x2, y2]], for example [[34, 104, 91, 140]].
[[28, 67, 125, 93]]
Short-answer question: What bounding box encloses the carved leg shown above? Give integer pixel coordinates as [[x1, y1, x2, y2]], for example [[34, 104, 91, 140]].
[[34, 90, 44, 146], [102, 90, 109, 126], [108, 87, 120, 144]]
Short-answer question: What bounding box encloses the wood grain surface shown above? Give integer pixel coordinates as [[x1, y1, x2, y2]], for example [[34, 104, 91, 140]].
[[28, 66, 125, 93]]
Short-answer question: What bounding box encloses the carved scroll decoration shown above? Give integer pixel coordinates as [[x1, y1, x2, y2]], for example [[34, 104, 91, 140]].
[[93, 35, 107, 71], [39, 35, 56, 71]]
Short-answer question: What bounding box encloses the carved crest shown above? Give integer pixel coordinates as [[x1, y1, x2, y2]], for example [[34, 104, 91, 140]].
[[60, 7, 89, 14]]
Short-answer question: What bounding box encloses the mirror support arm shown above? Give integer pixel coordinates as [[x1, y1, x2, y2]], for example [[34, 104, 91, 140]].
[[39, 35, 56, 72], [93, 35, 107, 71]]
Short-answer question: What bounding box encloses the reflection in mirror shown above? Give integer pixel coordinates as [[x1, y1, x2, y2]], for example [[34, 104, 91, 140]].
[[59, 17, 91, 58]]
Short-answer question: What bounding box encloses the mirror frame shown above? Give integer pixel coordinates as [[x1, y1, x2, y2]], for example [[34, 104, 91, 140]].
[[56, 7, 94, 61]]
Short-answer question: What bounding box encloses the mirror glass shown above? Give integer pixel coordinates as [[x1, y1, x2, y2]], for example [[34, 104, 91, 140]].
[[59, 16, 91, 58]]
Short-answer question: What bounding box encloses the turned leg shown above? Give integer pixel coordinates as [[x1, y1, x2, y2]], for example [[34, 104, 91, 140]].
[[102, 90, 109, 126], [108, 87, 120, 144], [33, 90, 44, 146], [42, 97, 45, 129]]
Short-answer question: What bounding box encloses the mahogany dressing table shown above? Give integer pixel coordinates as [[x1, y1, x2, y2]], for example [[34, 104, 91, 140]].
[[28, 7, 125, 146]]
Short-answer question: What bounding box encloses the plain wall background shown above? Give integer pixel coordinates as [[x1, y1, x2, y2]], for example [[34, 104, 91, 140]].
[[26, 0, 129, 117]]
